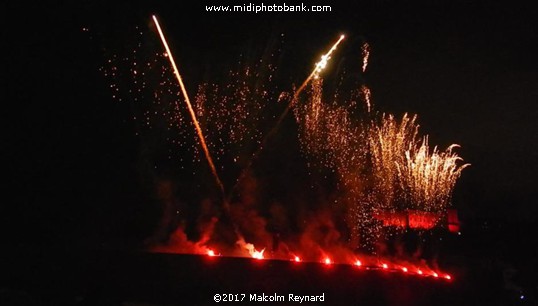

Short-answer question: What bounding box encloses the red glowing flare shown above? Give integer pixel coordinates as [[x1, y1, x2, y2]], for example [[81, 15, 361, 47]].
[[417, 269, 423, 275], [433, 272, 439, 278], [355, 260, 362, 267], [207, 249, 216, 257], [402, 267, 408, 273], [382, 263, 388, 269], [294, 256, 301, 262], [324, 258, 332, 265], [445, 274, 452, 280]]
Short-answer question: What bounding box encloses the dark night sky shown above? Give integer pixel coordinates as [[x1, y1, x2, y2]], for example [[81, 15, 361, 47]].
[[3, 1, 538, 251]]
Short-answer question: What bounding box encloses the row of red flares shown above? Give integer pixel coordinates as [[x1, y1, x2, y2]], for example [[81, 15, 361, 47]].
[[206, 249, 451, 281]]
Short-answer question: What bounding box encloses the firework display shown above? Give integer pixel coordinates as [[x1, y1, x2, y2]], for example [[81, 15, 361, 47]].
[[100, 15, 468, 281]]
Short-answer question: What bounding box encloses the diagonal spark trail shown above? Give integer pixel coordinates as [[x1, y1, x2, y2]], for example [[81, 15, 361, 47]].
[[152, 15, 225, 196], [294, 34, 345, 99], [229, 34, 345, 200]]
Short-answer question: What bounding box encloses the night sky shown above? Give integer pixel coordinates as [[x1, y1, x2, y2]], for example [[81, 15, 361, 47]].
[[4, 0, 538, 260]]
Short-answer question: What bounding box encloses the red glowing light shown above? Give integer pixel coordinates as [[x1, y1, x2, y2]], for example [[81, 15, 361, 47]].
[[207, 249, 216, 257], [382, 263, 388, 269], [402, 267, 408, 273], [294, 256, 301, 262], [407, 210, 439, 229], [355, 260, 362, 267], [445, 274, 452, 280], [433, 272, 439, 278], [324, 258, 332, 265], [373, 210, 440, 229], [447, 208, 461, 233], [418, 269, 423, 275]]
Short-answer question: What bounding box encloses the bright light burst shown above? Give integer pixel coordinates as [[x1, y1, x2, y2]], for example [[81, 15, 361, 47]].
[[293, 34, 345, 99], [314, 34, 345, 78], [249, 245, 265, 259]]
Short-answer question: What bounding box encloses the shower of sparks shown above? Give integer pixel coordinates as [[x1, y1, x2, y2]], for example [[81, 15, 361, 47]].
[[229, 34, 346, 200], [368, 113, 420, 213], [152, 15, 224, 195], [294, 78, 371, 247], [100, 25, 280, 178], [294, 82, 469, 248], [396, 141, 470, 214], [368, 114, 470, 221], [193, 62, 275, 168], [99, 28, 200, 170]]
